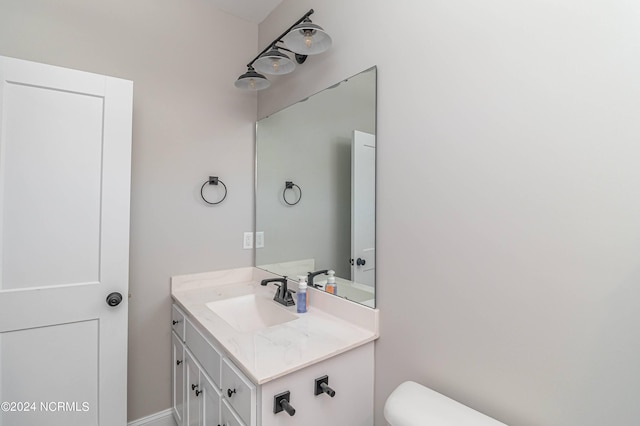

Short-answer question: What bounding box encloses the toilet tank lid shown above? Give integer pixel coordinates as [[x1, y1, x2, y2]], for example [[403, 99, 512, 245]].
[[384, 381, 508, 426]]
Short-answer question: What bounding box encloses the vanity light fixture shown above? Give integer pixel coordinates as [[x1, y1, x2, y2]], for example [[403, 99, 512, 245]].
[[234, 66, 271, 91], [234, 9, 332, 91], [281, 18, 332, 56], [253, 45, 296, 75]]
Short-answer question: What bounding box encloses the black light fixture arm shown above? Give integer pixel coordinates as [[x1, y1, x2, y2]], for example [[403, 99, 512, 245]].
[[246, 9, 314, 68]]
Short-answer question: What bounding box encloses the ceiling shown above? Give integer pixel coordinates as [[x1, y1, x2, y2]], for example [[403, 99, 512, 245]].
[[209, 0, 283, 23]]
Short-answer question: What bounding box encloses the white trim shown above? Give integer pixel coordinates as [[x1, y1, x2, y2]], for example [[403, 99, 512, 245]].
[[128, 408, 176, 426]]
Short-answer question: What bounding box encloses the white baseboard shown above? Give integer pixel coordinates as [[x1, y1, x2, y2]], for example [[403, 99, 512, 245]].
[[128, 408, 176, 426]]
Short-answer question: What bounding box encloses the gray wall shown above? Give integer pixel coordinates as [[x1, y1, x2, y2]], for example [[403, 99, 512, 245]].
[[261, 1, 640, 425], [0, 0, 257, 421]]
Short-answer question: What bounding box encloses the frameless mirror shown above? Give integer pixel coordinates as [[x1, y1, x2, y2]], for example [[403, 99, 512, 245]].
[[256, 67, 376, 308]]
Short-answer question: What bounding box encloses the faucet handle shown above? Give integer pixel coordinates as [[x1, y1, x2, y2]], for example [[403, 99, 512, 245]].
[[274, 287, 295, 307], [283, 289, 295, 305]]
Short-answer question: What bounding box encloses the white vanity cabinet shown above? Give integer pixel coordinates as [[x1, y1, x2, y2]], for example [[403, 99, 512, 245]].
[[171, 302, 375, 426], [172, 304, 255, 426]]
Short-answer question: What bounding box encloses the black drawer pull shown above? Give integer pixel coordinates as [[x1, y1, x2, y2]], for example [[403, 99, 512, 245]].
[[274, 391, 295, 416], [315, 375, 336, 397]]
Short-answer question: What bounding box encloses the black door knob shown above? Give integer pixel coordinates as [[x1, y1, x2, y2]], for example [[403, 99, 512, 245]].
[[356, 258, 366, 266], [106, 292, 123, 307]]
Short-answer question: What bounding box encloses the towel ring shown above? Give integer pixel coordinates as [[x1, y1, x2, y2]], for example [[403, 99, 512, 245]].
[[283, 181, 302, 206], [200, 176, 227, 205]]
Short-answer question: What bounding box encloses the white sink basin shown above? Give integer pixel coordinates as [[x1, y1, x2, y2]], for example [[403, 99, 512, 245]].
[[205, 294, 298, 333]]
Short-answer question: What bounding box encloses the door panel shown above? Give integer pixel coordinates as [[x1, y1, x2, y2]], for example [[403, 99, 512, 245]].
[[0, 56, 133, 425], [2, 81, 103, 290], [1, 321, 98, 426]]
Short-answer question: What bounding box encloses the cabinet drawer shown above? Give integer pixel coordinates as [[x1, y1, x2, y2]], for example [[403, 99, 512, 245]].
[[221, 399, 246, 426], [221, 358, 255, 426], [172, 305, 185, 340], [185, 318, 221, 387]]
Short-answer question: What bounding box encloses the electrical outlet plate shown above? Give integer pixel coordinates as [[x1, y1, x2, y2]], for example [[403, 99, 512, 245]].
[[243, 232, 253, 249], [255, 231, 264, 248]]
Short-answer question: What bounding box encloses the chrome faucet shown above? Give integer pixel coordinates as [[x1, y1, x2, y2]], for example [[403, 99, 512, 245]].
[[307, 270, 329, 289], [260, 277, 295, 307]]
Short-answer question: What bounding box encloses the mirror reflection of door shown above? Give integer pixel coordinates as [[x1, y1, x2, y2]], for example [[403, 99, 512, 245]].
[[351, 131, 376, 287]]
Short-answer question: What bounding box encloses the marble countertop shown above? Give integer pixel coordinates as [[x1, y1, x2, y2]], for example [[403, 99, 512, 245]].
[[171, 267, 379, 385]]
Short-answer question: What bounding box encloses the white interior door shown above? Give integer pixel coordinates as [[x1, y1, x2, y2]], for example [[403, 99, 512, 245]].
[[0, 56, 132, 426], [351, 130, 375, 288]]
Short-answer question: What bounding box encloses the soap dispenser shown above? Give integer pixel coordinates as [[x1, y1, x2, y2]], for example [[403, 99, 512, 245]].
[[325, 270, 337, 295], [296, 275, 308, 313]]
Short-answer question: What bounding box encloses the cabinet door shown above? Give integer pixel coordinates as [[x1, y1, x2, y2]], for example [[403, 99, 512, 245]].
[[221, 358, 256, 426], [221, 399, 246, 426], [202, 374, 221, 426], [185, 351, 202, 426], [172, 332, 186, 426]]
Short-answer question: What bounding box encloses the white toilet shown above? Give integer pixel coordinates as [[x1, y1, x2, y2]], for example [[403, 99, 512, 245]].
[[384, 381, 508, 425]]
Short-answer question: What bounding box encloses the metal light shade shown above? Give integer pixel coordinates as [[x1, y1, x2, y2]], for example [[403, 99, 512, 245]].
[[234, 67, 270, 91], [282, 20, 332, 55], [253, 48, 296, 75]]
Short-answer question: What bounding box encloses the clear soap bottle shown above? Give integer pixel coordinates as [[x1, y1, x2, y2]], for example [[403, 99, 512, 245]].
[[325, 270, 337, 295], [297, 275, 308, 313]]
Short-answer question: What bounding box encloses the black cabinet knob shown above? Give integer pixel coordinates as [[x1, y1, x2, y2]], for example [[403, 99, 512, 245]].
[[172, 320, 180, 325], [106, 292, 123, 307], [176, 360, 182, 366], [227, 388, 236, 398], [195, 389, 202, 396], [192, 384, 198, 391]]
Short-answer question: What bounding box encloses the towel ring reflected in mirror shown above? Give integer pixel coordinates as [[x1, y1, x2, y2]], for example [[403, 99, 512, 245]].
[[283, 181, 302, 206]]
